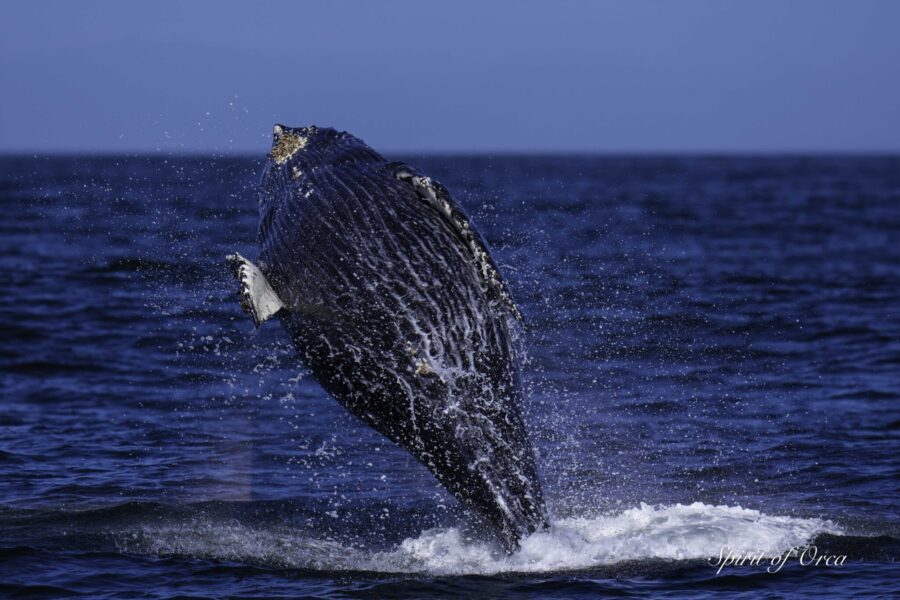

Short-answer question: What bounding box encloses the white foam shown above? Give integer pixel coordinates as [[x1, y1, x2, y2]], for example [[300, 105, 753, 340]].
[[118, 502, 841, 575]]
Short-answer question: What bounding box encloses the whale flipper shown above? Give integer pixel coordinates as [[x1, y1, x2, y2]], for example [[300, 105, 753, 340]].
[[226, 253, 284, 327], [391, 163, 524, 323]]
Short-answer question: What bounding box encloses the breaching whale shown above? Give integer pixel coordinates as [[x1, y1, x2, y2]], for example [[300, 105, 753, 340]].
[[227, 125, 547, 551]]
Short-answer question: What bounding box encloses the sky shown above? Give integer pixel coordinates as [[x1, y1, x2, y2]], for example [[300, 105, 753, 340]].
[[1, 0, 899, 154]]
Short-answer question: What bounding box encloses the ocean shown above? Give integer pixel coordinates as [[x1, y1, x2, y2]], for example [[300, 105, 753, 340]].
[[1, 155, 897, 598]]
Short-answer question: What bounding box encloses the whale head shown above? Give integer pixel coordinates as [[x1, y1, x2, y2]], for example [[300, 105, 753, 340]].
[[267, 124, 381, 170], [260, 124, 384, 208]]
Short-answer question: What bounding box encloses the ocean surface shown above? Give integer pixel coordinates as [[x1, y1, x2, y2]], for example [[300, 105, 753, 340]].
[[0, 155, 897, 598]]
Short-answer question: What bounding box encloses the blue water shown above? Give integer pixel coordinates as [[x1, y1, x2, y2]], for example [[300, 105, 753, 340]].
[[1, 156, 897, 598]]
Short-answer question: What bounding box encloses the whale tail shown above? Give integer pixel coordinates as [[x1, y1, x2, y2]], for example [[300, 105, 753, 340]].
[[226, 253, 284, 327]]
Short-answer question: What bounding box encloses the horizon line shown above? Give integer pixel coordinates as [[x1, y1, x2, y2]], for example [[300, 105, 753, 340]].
[[2, 148, 899, 159]]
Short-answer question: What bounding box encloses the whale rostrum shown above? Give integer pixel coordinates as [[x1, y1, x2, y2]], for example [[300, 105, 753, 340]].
[[228, 125, 548, 551]]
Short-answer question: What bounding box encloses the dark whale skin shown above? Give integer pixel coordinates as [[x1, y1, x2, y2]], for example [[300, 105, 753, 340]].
[[256, 125, 548, 550]]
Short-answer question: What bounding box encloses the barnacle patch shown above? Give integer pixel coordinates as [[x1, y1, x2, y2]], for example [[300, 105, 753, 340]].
[[414, 359, 434, 376], [271, 132, 307, 165]]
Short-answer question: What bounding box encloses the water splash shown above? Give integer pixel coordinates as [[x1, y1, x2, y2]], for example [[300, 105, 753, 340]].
[[118, 502, 840, 575]]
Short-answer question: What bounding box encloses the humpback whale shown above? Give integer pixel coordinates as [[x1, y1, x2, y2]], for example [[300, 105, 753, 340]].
[[227, 125, 547, 551]]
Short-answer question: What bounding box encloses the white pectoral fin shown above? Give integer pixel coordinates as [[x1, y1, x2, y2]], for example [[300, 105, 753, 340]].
[[226, 253, 285, 327]]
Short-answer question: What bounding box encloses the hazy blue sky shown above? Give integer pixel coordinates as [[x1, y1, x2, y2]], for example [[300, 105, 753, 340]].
[[2, 1, 898, 153]]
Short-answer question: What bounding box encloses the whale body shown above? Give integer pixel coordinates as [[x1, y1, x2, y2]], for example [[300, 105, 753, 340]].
[[228, 125, 547, 551]]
